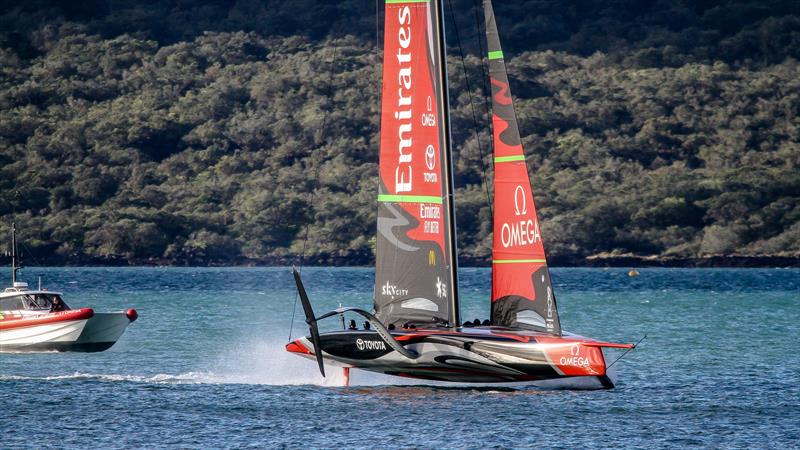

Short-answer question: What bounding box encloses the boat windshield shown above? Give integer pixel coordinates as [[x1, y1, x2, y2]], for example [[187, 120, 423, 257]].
[[27, 294, 68, 310], [0, 295, 26, 311], [0, 294, 68, 311]]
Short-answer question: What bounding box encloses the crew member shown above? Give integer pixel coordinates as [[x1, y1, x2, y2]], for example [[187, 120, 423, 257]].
[[50, 297, 67, 312]]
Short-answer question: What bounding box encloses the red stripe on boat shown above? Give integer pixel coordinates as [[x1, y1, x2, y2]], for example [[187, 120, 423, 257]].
[[0, 308, 94, 330]]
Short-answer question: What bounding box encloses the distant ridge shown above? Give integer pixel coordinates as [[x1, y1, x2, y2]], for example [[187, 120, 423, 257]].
[[1, 0, 798, 266]]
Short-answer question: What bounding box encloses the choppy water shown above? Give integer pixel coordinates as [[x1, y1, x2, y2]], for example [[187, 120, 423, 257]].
[[1, 267, 798, 448]]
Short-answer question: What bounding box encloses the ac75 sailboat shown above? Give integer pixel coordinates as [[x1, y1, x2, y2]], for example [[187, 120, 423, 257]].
[[286, 0, 635, 388]]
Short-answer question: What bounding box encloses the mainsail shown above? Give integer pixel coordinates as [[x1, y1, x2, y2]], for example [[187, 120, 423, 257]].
[[485, 0, 561, 335], [374, 0, 459, 328]]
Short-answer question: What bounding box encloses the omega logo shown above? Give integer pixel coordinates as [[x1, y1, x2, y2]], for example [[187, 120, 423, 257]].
[[559, 343, 590, 368], [514, 185, 527, 216], [421, 96, 436, 126]]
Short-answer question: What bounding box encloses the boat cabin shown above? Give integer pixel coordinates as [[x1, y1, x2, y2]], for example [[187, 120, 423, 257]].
[[0, 282, 68, 314]]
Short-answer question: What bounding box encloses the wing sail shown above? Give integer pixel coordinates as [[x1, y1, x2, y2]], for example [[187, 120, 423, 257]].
[[374, 0, 459, 328]]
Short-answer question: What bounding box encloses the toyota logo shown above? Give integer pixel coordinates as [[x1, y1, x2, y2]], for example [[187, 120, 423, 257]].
[[356, 338, 365, 350], [425, 145, 436, 170]]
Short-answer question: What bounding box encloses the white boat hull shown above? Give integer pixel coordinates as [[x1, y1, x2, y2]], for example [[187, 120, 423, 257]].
[[0, 319, 89, 351], [0, 311, 136, 352], [74, 312, 135, 351]]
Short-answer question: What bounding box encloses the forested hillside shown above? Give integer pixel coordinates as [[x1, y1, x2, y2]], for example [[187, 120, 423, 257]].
[[1, 0, 799, 266]]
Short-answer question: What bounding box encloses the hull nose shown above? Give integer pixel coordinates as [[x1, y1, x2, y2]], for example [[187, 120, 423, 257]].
[[285, 339, 313, 355]]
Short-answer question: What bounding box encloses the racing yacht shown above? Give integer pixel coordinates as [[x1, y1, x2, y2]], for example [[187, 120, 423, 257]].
[[0, 223, 138, 352], [286, 0, 636, 387]]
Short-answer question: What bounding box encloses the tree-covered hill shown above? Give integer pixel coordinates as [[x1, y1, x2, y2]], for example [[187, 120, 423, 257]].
[[1, 0, 798, 266]]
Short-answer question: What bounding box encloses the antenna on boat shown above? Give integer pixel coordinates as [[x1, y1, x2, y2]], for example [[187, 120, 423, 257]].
[[11, 222, 19, 284]]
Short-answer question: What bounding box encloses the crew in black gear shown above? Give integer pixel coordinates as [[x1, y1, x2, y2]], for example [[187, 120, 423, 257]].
[[50, 297, 67, 312]]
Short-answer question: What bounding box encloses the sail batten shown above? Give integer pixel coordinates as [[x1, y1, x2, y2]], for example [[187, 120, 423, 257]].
[[377, 195, 443, 204], [374, 0, 459, 329], [485, 0, 561, 335]]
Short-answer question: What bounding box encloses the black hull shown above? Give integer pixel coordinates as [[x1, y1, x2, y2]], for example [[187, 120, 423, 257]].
[[288, 327, 620, 386]]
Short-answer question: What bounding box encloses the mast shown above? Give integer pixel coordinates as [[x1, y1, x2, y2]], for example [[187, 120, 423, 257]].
[[11, 222, 17, 284], [432, 0, 460, 327]]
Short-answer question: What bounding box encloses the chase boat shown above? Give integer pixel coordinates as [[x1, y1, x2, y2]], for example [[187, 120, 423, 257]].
[[0, 224, 138, 352], [286, 0, 636, 387]]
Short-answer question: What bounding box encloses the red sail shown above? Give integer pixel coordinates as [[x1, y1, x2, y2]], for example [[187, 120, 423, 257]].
[[374, 0, 458, 328], [485, 0, 561, 334]]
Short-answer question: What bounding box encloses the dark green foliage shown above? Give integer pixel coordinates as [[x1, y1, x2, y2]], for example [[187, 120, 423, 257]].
[[0, 0, 798, 265]]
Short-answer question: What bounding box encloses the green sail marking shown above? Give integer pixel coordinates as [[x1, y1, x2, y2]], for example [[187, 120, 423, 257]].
[[494, 155, 525, 163], [378, 194, 442, 204], [488, 50, 504, 60], [493, 259, 547, 264]]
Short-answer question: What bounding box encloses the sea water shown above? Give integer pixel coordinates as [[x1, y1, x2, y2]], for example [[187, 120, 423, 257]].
[[1, 267, 798, 448]]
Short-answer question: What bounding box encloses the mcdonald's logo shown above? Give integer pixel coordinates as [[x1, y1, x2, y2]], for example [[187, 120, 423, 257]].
[[428, 250, 436, 265]]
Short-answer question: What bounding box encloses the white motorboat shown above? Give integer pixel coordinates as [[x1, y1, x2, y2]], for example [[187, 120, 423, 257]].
[[0, 223, 138, 352]]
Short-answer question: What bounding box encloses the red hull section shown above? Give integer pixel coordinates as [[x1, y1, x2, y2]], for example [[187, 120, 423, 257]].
[[0, 308, 94, 330], [285, 340, 312, 355]]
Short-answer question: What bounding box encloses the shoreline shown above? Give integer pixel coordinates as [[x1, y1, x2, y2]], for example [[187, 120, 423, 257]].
[[11, 255, 800, 268]]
